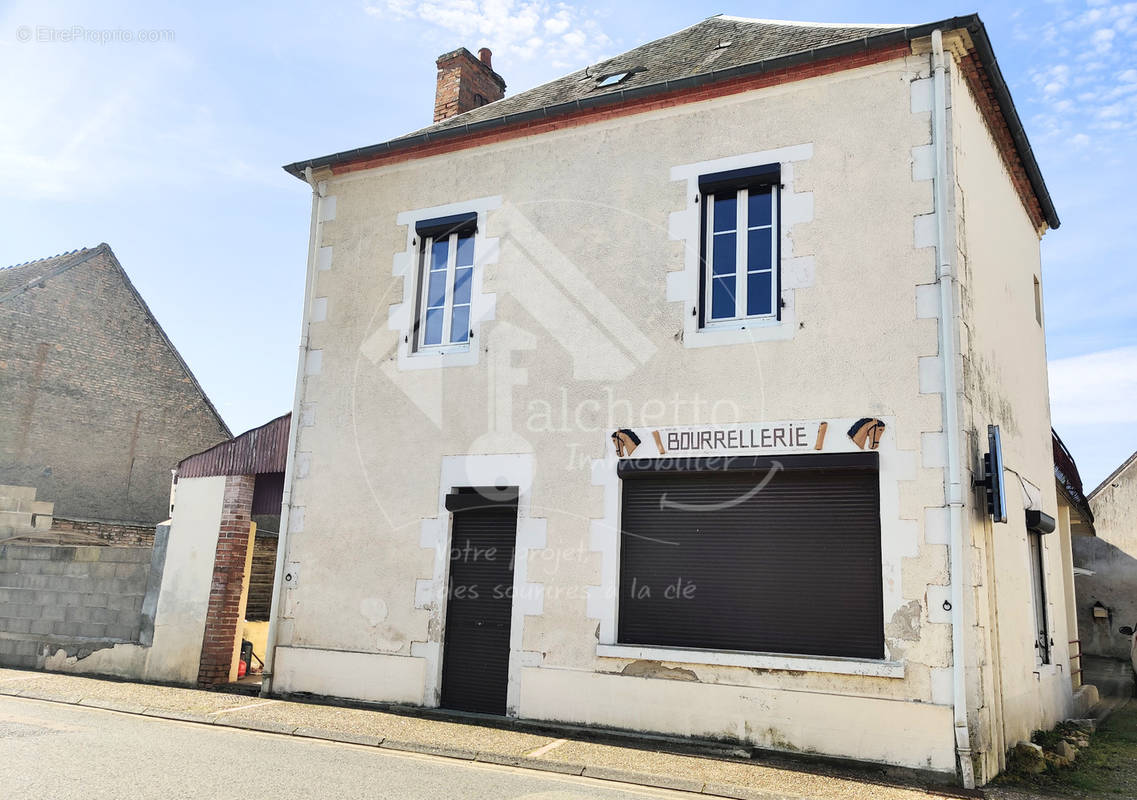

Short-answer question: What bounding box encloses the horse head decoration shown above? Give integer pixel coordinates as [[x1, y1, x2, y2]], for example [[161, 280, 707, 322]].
[[611, 429, 642, 457], [847, 418, 886, 450]]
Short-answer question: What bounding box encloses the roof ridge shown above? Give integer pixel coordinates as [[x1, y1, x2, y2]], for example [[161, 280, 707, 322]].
[[2, 246, 95, 271], [1089, 449, 1137, 500], [714, 15, 909, 29]]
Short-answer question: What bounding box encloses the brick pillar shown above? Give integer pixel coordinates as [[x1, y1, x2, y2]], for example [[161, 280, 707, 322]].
[[197, 474, 255, 686]]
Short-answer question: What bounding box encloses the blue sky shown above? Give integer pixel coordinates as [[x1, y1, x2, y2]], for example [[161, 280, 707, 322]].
[[1, 1, 1134, 490]]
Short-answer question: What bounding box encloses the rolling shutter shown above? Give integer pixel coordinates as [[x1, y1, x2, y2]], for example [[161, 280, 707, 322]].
[[618, 454, 883, 659]]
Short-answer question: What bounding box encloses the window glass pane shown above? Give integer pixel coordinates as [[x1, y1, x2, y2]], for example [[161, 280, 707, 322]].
[[423, 308, 443, 345], [455, 233, 475, 267], [711, 276, 736, 319], [747, 228, 772, 272], [430, 239, 449, 271], [427, 270, 447, 308], [450, 305, 470, 343], [452, 267, 472, 306], [748, 190, 772, 227], [747, 272, 773, 316], [712, 232, 736, 275], [712, 194, 737, 233]]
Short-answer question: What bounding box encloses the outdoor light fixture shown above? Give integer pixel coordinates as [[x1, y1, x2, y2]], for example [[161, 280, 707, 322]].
[[975, 424, 1008, 523]]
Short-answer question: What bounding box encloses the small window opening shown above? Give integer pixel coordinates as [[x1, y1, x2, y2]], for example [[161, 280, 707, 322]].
[[597, 71, 631, 87]]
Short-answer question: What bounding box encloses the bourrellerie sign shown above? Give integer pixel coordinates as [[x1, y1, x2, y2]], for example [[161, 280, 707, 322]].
[[611, 417, 885, 458]]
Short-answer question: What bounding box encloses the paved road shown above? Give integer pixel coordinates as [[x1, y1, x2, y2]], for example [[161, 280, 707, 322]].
[[0, 696, 701, 800]]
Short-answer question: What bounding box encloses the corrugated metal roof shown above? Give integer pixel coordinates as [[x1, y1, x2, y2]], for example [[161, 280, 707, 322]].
[[1053, 428, 1094, 530], [178, 413, 291, 478]]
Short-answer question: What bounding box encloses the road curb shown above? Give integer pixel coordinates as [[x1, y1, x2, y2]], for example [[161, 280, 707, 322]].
[[0, 685, 815, 799], [294, 725, 384, 747]]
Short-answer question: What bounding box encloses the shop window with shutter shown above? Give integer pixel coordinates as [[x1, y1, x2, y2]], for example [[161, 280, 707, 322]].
[[617, 453, 884, 660]]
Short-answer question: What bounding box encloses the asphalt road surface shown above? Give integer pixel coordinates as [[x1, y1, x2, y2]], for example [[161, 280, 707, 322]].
[[0, 696, 702, 799]]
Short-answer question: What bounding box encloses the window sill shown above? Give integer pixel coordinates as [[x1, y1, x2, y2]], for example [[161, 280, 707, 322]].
[[596, 644, 905, 678], [700, 315, 780, 333], [414, 344, 472, 357]]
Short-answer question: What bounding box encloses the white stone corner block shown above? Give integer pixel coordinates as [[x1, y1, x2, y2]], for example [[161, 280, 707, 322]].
[[419, 518, 444, 550], [288, 505, 305, 533], [586, 584, 607, 622], [317, 246, 333, 272], [414, 579, 435, 610], [912, 144, 935, 182], [911, 77, 934, 113], [304, 349, 323, 376], [668, 207, 696, 241], [781, 190, 815, 227], [924, 506, 950, 545], [915, 284, 940, 319], [921, 432, 947, 469], [299, 402, 316, 427], [311, 296, 328, 323], [295, 451, 312, 480], [918, 355, 945, 395], [930, 666, 954, 706], [392, 250, 410, 277], [319, 195, 337, 222], [665, 270, 689, 302], [926, 584, 953, 625], [914, 214, 938, 250]]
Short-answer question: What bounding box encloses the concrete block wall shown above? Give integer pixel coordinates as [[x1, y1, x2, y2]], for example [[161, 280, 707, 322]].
[[0, 543, 152, 668], [0, 485, 55, 538]]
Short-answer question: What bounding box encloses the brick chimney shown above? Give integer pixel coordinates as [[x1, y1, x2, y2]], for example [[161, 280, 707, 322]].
[[434, 47, 506, 122]]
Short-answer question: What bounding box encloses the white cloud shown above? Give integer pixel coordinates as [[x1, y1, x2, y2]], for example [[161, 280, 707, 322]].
[[1049, 345, 1137, 424], [363, 0, 611, 67], [1020, 2, 1137, 154]]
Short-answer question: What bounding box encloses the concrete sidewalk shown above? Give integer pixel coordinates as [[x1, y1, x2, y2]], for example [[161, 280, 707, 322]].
[[0, 667, 968, 800]]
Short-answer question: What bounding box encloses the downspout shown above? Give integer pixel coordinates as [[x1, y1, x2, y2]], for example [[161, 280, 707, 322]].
[[931, 29, 976, 789], [261, 166, 324, 696]]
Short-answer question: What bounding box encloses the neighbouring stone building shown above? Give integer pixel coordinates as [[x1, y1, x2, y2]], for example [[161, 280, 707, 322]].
[[1074, 450, 1137, 660], [0, 244, 231, 542], [265, 14, 1087, 786]]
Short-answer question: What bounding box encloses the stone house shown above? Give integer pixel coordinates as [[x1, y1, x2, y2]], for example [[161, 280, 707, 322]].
[[0, 244, 231, 542], [265, 14, 1084, 786], [1074, 450, 1137, 661]]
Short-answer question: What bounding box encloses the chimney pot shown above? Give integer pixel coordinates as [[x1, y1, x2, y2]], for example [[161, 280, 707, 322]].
[[478, 48, 492, 68]]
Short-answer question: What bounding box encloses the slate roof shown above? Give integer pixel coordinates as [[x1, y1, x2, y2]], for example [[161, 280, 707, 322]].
[[283, 13, 1058, 230], [400, 16, 904, 139]]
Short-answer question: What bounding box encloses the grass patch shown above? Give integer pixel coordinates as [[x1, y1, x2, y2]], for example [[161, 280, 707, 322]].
[[995, 701, 1137, 796]]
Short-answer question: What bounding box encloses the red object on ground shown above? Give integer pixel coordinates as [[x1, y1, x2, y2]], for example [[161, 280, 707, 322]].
[[237, 660, 247, 679]]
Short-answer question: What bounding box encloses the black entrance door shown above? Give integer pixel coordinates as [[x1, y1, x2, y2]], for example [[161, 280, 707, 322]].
[[440, 489, 518, 715]]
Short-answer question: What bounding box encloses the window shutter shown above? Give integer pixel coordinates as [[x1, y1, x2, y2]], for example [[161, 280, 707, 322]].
[[618, 455, 884, 659]]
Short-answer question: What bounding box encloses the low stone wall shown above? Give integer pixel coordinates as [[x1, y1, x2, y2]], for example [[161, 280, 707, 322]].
[[48, 517, 156, 546], [0, 543, 153, 669]]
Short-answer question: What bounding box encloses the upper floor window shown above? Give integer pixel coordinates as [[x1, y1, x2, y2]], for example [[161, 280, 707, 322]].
[[699, 164, 780, 329], [414, 213, 476, 353]]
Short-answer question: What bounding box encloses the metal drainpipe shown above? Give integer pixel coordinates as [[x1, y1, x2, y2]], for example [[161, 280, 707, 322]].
[[261, 166, 324, 696], [931, 29, 976, 789]]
